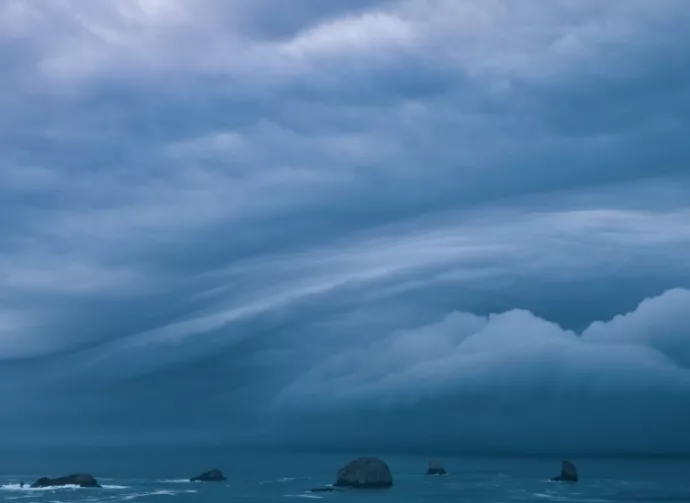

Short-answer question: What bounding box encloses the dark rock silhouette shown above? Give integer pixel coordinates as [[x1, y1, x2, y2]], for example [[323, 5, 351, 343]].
[[551, 460, 578, 482], [31, 474, 101, 488], [334, 457, 393, 489], [427, 460, 447, 475], [190, 469, 226, 482]]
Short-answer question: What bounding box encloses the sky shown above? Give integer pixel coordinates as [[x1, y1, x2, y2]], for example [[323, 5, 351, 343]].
[[1, 0, 690, 455]]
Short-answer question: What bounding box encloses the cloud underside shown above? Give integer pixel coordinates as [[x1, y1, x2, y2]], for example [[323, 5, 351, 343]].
[[0, 0, 689, 453]]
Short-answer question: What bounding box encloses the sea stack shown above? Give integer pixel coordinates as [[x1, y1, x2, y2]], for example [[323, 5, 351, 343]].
[[31, 474, 101, 488], [551, 461, 578, 482], [190, 469, 227, 482], [334, 457, 393, 489], [427, 460, 447, 475]]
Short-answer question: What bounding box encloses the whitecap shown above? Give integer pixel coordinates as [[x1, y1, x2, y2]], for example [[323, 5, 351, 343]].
[[0, 484, 25, 491], [283, 495, 323, 499], [121, 490, 178, 501], [1, 483, 82, 491], [531, 494, 581, 502], [259, 477, 298, 485]]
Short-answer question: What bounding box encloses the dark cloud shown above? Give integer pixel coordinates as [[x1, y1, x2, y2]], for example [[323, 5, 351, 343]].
[[264, 289, 690, 455], [0, 0, 689, 454]]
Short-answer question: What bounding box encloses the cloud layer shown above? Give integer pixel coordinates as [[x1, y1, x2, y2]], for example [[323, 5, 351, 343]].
[[0, 0, 689, 454], [268, 289, 690, 454]]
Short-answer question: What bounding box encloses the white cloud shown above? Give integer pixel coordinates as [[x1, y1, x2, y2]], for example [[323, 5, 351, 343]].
[[0, 256, 143, 295], [164, 131, 246, 159], [0, 0, 688, 449], [280, 11, 416, 60], [273, 289, 690, 410], [263, 288, 690, 453], [6, 0, 686, 91], [63, 206, 690, 365], [583, 288, 690, 366]]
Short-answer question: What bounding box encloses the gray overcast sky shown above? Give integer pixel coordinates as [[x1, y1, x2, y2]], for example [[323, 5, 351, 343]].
[[1, 0, 690, 454]]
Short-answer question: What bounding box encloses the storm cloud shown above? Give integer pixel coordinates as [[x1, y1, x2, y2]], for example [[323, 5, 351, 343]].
[[0, 0, 689, 454]]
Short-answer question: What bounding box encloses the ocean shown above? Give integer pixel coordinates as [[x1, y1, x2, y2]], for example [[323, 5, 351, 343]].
[[1, 447, 689, 502]]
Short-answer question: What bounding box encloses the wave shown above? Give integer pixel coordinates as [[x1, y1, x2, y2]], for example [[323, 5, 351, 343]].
[[530, 493, 612, 503], [122, 490, 177, 501], [1, 483, 129, 492], [1, 483, 81, 491], [260, 477, 298, 485], [284, 495, 323, 499], [120, 489, 197, 501]]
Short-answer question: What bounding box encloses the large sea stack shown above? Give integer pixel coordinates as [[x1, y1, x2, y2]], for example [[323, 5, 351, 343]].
[[190, 469, 226, 482], [334, 457, 393, 489], [427, 460, 447, 475], [31, 474, 101, 488], [551, 461, 578, 482]]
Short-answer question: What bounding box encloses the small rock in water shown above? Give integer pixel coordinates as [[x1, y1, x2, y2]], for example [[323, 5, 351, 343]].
[[427, 460, 447, 475], [31, 474, 101, 488], [333, 457, 393, 489], [551, 460, 578, 482], [190, 469, 227, 482]]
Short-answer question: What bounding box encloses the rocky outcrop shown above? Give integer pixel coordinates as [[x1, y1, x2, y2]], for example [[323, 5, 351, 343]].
[[427, 460, 446, 475], [31, 474, 101, 488], [334, 457, 393, 489], [551, 461, 578, 482], [190, 469, 226, 482]]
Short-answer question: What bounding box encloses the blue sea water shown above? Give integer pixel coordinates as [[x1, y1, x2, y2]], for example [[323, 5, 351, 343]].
[[1, 447, 689, 502]]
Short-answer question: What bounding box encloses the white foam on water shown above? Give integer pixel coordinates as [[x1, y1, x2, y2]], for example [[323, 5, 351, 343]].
[[0, 484, 26, 491], [120, 490, 179, 501], [1, 483, 82, 491], [259, 477, 299, 485], [283, 495, 323, 499], [158, 479, 190, 484], [2, 482, 129, 493], [530, 494, 581, 502]]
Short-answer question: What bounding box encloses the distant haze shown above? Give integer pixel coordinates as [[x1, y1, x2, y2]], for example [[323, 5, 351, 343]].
[[1, 0, 690, 455]]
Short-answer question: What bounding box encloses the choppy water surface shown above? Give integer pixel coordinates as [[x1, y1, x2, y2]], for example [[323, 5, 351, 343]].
[[1, 448, 688, 502]]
